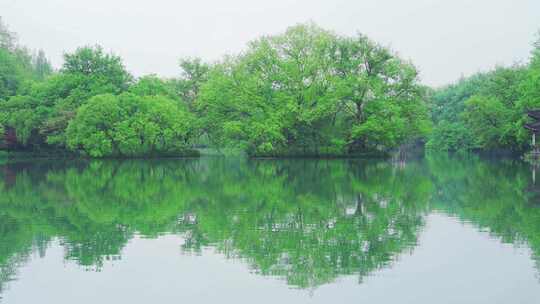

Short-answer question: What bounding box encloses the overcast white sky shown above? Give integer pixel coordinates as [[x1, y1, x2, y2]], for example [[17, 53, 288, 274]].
[[1, 0, 539, 86]]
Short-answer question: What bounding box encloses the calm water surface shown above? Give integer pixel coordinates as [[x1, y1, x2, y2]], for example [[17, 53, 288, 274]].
[[0, 156, 539, 303]]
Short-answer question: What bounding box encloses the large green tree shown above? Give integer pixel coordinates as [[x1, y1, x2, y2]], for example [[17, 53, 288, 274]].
[[66, 93, 198, 157], [333, 35, 431, 151], [43, 46, 132, 146], [199, 24, 430, 156]]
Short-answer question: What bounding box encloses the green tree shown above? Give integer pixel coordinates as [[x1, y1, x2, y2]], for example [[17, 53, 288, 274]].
[[428, 73, 490, 151], [199, 24, 430, 156], [425, 120, 473, 151], [0, 48, 24, 101], [0, 17, 16, 51], [31, 50, 53, 80], [519, 32, 540, 144], [428, 66, 527, 151], [41, 46, 133, 146], [333, 35, 431, 151], [173, 58, 210, 108], [61, 45, 131, 91], [463, 95, 513, 149], [128, 75, 178, 100], [66, 93, 198, 157], [0, 95, 49, 147]]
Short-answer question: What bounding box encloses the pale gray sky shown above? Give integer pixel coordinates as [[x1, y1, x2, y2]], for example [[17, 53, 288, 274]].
[[1, 0, 539, 86]]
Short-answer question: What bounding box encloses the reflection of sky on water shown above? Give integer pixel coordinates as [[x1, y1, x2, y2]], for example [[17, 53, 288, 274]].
[[0, 156, 539, 303], [3, 214, 539, 304]]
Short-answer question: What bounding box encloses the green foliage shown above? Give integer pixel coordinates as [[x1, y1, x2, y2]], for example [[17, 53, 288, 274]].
[[3, 19, 539, 156], [128, 75, 178, 100], [0, 17, 16, 51], [520, 34, 540, 129], [199, 24, 430, 156], [61, 45, 132, 92], [0, 48, 24, 101], [0, 19, 52, 102], [0, 44, 132, 149], [463, 95, 514, 148], [428, 66, 529, 151], [427, 74, 489, 151], [0, 95, 49, 146], [428, 32, 540, 152], [173, 58, 210, 108], [32, 50, 53, 81], [43, 46, 133, 146], [333, 34, 431, 151], [66, 93, 198, 157], [425, 120, 473, 151], [0, 22, 197, 156]]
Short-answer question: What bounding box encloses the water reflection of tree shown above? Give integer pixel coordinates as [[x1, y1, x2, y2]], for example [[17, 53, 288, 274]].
[[428, 154, 540, 274], [0, 210, 48, 298], [0, 158, 431, 289], [175, 159, 431, 287], [1, 155, 540, 291]]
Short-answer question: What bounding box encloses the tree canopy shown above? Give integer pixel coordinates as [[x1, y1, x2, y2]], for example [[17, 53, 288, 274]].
[[1, 20, 540, 156], [66, 93, 197, 157], [427, 34, 540, 152], [198, 24, 430, 156]]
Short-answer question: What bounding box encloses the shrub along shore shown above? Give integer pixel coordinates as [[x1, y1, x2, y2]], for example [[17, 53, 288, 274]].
[[1, 19, 539, 158]]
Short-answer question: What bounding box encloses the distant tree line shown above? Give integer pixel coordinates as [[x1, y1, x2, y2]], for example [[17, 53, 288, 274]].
[[427, 32, 540, 152], [0, 18, 539, 157]]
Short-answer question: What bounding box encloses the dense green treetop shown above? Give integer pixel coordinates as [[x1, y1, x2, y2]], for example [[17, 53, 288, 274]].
[[62, 45, 132, 92], [174, 58, 211, 108], [66, 93, 197, 157], [427, 65, 531, 151], [199, 24, 430, 156], [127, 75, 178, 100]]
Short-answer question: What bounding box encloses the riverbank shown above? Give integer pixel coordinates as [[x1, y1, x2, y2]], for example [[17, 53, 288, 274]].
[[0, 149, 201, 160]]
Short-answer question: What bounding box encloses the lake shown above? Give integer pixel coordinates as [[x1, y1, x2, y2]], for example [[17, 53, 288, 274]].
[[0, 155, 539, 303]]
